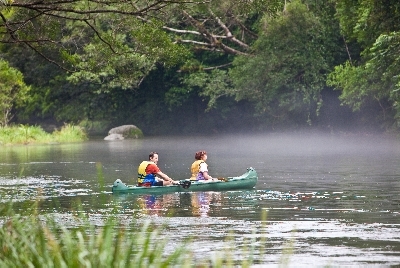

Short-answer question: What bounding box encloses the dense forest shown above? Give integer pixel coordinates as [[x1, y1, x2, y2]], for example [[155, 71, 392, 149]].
[[0, 0, 399, 136]]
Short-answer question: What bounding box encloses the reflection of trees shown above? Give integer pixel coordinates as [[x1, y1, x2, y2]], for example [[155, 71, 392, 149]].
[[1, 143, 83, 163], [0, 143, 88, 188]]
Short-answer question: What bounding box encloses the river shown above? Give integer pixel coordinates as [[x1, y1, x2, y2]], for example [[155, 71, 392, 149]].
[[0, 133, 399, 267]]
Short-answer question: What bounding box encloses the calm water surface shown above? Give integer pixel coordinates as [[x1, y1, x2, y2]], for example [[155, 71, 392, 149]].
[[1, 133, 400, 267]]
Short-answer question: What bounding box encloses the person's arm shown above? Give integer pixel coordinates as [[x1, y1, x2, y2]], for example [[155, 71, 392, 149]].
[[199, 163, 213, 180], [156, 171, 177, 184], [202, 171, 213, 180]]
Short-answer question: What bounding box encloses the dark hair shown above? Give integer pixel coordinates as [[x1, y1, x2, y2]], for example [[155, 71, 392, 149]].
[[195, 151, 207, 160], [149, 151, 158, 160]]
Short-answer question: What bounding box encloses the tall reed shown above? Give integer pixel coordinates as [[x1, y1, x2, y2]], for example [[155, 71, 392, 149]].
[[0, 202, 190, 267], [0, 124, 87, 145]]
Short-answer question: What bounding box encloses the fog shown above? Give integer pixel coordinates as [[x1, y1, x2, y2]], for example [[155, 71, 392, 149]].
[[1, 131, 400, 266]]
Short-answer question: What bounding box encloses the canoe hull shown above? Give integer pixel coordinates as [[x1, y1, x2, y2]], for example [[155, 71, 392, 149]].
[[112, 167, 258, 194]]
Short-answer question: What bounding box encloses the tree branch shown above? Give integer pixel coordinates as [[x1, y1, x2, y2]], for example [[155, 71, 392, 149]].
[[181, 10, 249, 55], [207, 7, 249, 50]]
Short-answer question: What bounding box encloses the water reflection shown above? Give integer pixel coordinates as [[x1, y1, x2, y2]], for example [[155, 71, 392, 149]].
[[1, 134, 400, 266], [136, 194, 177, 216], [190, 192, 222, 217], [109, 192, 224, 217]]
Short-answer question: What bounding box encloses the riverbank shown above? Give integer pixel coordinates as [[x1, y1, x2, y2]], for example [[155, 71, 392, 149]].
[[0, 124, 87, 145]]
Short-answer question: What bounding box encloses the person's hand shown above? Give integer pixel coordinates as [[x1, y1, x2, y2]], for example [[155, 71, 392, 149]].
[[168, 179, 178, 184]]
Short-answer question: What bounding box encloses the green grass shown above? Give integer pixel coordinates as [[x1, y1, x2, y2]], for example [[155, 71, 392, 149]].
[[0, 124, 87, 145], [0, 199, 275, 267], [0, 204, 190, 267], [52, 124, 88, 143], [0, 205, 275, 267]]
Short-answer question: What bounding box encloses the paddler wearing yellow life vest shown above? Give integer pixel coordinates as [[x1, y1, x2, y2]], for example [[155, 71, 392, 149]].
[[190, 151, 216, 181], [137, 152, 178, 186]]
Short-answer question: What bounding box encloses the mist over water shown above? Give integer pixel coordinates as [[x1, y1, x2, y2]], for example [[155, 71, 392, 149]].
[[0, 132, 399, 266]]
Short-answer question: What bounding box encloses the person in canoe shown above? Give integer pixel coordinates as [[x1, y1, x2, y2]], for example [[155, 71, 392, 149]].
[[190, 150, 217, 182], [137, 152, 178, 186]]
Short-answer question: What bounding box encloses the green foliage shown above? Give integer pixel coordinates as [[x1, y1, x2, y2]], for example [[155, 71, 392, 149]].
[[0, 60, 30, 126], [122, 127, 144, 139], [329, 0, 400, 130], [328, 31, 400, 129], [67, 41, 156, 91], [165, 86, 194, 108], [78, 119, 111, 136], [52, 124, 88, 143], [0, 125, 51, 145], [3, 0, 399, 133], [229, 0, 329, 124], [327, 62, 370, 111], [182, 69, 233, 110], [67, 18, 190, 91], [0, 124, 87, 145], [335, 0, 400, 48], [0, 207, 188, 267]]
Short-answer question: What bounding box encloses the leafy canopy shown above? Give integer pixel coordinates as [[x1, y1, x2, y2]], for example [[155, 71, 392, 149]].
[[0, 59, 30, 126], [229, 0, 329, 123]]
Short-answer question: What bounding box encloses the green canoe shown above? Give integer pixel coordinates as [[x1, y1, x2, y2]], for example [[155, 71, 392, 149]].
[[112, 167, 258, 194]]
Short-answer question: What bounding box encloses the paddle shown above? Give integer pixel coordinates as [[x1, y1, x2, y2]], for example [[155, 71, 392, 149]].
[[140, 180, 191, 188], [217, 177, 229, 182], [175, 180, 191, 189]]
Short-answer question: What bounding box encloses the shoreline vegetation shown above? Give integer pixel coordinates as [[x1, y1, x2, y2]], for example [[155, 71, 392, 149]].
[[1, 124, 397, 147], [0, 199, 270, 267], [0, 124, 88, 145], [0, 203, 192, 267]]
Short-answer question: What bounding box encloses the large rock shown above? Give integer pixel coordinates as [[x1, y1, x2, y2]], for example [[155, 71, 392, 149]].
[[104, 133, 124, 140], [104, 125, 143, 140]]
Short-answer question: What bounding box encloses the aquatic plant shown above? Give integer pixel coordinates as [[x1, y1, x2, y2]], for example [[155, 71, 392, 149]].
[[52, 124, 88, 143], [0, 202, 190, 267], [0, 124, 87, 145], [0, 200, 279, 267], [0, 124, 52, 145]]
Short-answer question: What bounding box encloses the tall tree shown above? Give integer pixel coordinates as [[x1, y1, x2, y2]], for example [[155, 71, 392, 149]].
[[182, 1, 335, 128], [0, 59, 30, 126], [0, 0, 277, 90], [328, 0, 400, 130]]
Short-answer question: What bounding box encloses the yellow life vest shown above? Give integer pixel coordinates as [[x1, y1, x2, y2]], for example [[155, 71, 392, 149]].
[[137, 161, 152, 184], [190, 160, 205, 180]]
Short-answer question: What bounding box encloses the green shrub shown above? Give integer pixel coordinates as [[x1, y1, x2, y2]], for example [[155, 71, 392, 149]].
[[125, 127, 144, 139], [78, 119, 110, 136]]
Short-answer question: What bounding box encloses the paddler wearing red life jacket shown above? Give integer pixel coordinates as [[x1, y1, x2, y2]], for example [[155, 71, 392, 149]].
[[137, 152, 177, 186]]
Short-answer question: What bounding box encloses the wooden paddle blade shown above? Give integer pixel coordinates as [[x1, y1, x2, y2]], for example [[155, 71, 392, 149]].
[[217, 177, 228, 182]]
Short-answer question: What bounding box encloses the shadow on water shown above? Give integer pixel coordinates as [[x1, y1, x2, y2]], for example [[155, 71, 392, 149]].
[[1, 133, 400, 266]]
